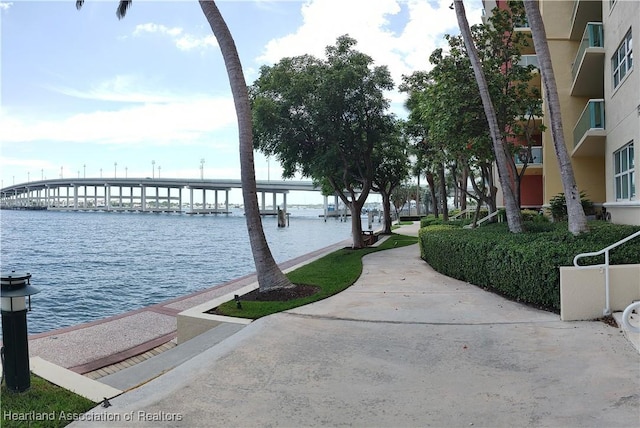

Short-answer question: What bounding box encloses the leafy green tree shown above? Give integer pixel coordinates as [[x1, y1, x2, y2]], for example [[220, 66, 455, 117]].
[[403, 1, 540, 229], [250, 35, 395, 248], [391, 183, 413, 221], [371, 120, 411, 234], [453, 0, 523, 232], [78, 0, 293, 291]]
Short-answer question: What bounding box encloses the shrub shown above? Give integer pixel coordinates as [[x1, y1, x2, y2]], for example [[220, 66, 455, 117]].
[[521, 209, 547, 222], [549, 191, 594, 221], [419, 221, 640, 312]]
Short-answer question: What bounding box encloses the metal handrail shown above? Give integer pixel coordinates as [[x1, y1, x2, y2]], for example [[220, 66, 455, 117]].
[[622, 301, 640, 334], [450, 208, 472, 220], [463, 210, 500, 229], [573, 230, 640, 316]]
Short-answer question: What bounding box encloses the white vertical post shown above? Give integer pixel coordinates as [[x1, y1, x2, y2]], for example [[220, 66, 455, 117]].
[[179, 187, 182, 213], [324, 195, 328, 221], [190, 187, 194, 213], [105, 185, 111, 211], [202, 188, 206, 211], [215, 190, 219, 213], [225, 190, 229, 214], [141, 185, 146, 212], [73, 185, 78, 209], [272, 192, 277, 213]]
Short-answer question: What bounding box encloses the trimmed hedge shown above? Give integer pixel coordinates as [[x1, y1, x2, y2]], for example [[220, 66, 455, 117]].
[[419, 221, 640, 312]]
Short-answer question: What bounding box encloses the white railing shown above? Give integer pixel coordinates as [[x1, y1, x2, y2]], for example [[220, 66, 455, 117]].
[[463, 210, 500, 229], [450, 208, 472, 220], [622, 301, 640, 334], [573, 230, 640, 316]]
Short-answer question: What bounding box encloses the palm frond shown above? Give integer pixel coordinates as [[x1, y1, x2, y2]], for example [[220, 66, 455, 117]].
[[75, 0, 84, 10], [116, 0, 132, 20]]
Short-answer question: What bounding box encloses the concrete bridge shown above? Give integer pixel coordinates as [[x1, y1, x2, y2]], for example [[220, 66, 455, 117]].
[[0, 178, 321, 215]]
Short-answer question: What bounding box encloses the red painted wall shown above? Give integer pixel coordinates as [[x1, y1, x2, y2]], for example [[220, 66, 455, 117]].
[[520, 175, 543, 207]]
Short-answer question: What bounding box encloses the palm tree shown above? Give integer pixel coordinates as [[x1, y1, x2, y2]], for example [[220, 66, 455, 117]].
[[453, 0, 523, 233], [77, 0, 293, 290], [522, 0, 588, 235]]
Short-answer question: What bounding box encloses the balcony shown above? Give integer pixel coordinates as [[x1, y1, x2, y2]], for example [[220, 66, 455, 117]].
[[516, 55, 541, 89], [571, 23, 605, 97], [515, 146, 543, 167], [573, 99, 606, 157], [570, 0, 603, 40], [517, 54, 539, 68], [513, 15, 530, 30]]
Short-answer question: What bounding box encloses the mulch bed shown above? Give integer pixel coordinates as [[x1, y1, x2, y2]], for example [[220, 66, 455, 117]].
[[239, 284, 319, 301], [206, 284, 319, 315], [599, 315, 619, 328]]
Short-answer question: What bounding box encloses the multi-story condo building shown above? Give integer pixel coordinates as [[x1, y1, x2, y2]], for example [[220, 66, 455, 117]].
[[482, 0, 639, 225]]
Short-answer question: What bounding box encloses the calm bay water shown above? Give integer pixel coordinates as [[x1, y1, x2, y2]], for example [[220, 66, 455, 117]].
[[0, 208, 352, 335]]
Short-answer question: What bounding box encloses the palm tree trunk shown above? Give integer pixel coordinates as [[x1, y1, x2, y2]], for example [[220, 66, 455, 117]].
[[523, 0, 588, 235], [454, 0, 523, 233], [199, 0, 292, 290]]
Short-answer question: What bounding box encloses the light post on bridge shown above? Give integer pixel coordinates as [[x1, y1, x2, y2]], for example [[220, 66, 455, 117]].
[[100, 168, 102, 178], [27, 172, 30, 183], [152, 160, 155, 179], [60, 166, 63, 179], [200, 158, 205, 180], [41, 169, 44, 180], [83, 164, 86, 178], [125, 167, 128, 178], [158, 165, 161, 178], [114, 162, 117, 178]]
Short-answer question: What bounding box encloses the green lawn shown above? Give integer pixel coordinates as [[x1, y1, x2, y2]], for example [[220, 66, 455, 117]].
[[1, 375, 96, 428], [216, 233, 418, 318]]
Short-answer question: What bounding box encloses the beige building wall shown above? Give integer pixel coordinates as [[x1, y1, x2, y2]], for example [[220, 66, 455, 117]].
[[487, 0, 638, 224], [602, 0, 640, 225], [541, 1, 607, 206]]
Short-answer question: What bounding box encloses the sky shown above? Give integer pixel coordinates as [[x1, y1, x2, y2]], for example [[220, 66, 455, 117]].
[[0, 0, 483, 204]]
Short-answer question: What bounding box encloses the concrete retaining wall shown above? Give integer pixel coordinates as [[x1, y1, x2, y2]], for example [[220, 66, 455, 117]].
[[560, 264, 640, 320]]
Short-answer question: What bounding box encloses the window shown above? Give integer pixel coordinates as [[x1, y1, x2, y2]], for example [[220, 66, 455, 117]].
[[614, 142, 635, 200], [612, 29, 633, 89]]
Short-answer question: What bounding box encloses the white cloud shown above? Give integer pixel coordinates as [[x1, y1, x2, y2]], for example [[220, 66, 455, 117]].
[[258, 0, 483, 89], [133, 22, 218, 51], [1, 97, 236, 146], [0, 2, 12, 11], [0, 156, 53, 169], [134, 23, 184, 37], [48, 74, 182, 104]]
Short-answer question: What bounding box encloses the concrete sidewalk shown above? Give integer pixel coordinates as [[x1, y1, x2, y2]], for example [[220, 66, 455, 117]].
[[72, 222, 639, 427]]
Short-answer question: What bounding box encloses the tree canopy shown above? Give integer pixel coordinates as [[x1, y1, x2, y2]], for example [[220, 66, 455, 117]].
[[250, 35, 396, 248], [402, 1, 542, 227]]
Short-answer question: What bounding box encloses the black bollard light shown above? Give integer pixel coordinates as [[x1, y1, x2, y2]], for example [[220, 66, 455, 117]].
[[1, 271, 40, 392], [234, 294, 242, 310]]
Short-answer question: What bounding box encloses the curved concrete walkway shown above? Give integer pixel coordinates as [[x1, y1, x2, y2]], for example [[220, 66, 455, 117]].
[[73, 223, 639, 427]]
